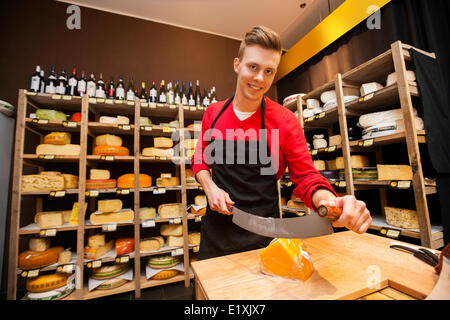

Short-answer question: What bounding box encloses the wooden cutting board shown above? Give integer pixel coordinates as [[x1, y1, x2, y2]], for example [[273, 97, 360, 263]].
[[191, 231, 439, 300]]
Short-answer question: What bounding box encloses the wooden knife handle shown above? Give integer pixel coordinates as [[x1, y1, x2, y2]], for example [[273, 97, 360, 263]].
[[317, 205, 343, 220]]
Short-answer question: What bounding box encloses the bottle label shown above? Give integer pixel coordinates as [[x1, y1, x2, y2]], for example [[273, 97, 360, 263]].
[[87, 82, 96, 97], [188, 95, 195, 106], [45, 83, 56, 94], [168, 91, 174, 104], [68, 78, 77, 87], [116, 87, 125, 99], [159, 93, 167, 103], [182, 95, 188, 105], [95, 88, 105, 98], [174, 95, 181, 105], [126, 91, 134, 101], [150, 88, 157, 98], [77, 80, 86, 93], [56, 84, 66, 95], [30, 76, 40, 91]]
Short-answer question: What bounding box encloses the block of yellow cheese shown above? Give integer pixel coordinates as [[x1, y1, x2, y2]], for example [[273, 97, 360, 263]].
[[98, 199, 123, 213], [313, 160, 325, 171], [166, 236, 184, 248], [140, 237, 161, 252], [158, 203, 182, 218], [62, 174, 78, 189], [194, 195, 207, 206], [142, 147, 174, 158], [260, 238, 314, 281], [88, 234, 105, 248], [44, 132, 71, 145], [29, 238, 50, 252], [84, 240, 114, 260], [188, 233, 201, 245], [139, 207, 156, 220], [377, 165, 413, 181], [384, 206, 419, 229], [160, 224, 183, 236], [154, 137, 173, 148], [90, 169, 110, 180], [89, 209, 134, 225], [35, 144, 81, 156], [328, 155, 370, 170], [58, 250, 72, 265], [34, 210, 72, 228], [156, 176, 180, 187], [95, 134, 122, 147]]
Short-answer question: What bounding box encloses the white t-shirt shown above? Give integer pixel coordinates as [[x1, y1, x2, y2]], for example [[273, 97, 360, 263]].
[[233, 107, 256, 121]]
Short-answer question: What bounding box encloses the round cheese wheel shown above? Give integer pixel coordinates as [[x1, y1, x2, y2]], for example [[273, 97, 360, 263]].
[[86, 179, 117, 190], [117, 173, 152, 189], [26, 273, 70, 293], [91, 263, 129, 280], [96, 278, 128, 290], [93, 145, 129, 156], [151, 269, 179, 280], [147, 255, 181, 269], [116, 238, 134, 256], [19, 246, 64, 270]]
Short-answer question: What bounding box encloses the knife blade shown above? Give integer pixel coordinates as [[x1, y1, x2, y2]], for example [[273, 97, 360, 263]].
[[231, 205, 341, 239]]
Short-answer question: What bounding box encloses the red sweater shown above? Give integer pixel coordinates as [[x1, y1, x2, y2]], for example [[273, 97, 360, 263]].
[[190, 96, 336, 210]]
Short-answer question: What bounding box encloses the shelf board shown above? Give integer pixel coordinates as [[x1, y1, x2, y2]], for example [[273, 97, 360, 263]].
[[25, 91, 82, 111], [369, 215, 443, 240], [87, 155, 135, 162], [25, 118, 80, 133], [140, 103, 179, 118], [89, 99, 135, 116], [139, 155, 185, 164], [302, 80, 335, 101], [349, 130, 426, 149], [88, 122, 135, 135], [23, 154, 80, 163], [21, 188, 79, 197], [140, 125, 177, 137]]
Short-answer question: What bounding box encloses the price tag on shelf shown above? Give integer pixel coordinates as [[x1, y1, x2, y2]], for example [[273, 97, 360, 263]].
[[105, 99, 113, 104], [156, 103, 164, 108], [26, 269, 40, 278], [32, 118, 49, 124], [390, 180, 411, 189], [57, 264, 74, 273], [195, 215, 202, 222], [126, 101, 135, 106], [62, 121, 78, 128], [193, 245, 200, 253], [149, 103, 157, 109], [305, 116, 314, 122], [141, 125, 153, 131], [26, 91, 37, 96], [117, 189, 130, 195], [380, 228, 400, 239], [102, 224, 117, 232], [142, 219, 156, 228], [158, 156, 168, 161], [328, 145, 337, 152], [358, 139, 374, 147], [97, 98, 105, 103], [114, 100, 123, 104], [39, 228, 57, 237], [169, 217, 182, 224], [89, 98, 97, 104], [62, 95, 72, 100], [100, 155, 115, 161], [171, 248, 184, 256], [190, 106, 196, 111], [310, 149, 318, 156], [315, 112, 325, 119], [49, 190, 66, 197], [141, 102, 149, 108], [87, 260, 102, 269], [169, 104, 177, 109], [363, 92, 375, 101], [183, 106, 189, 110], [38, 154, 55, 160], [51, 94, 62, 100], [153, 188, 166, 195], [335, 181, 346, 188], [115, 255, 129, 264], [85, 190, 99, 197], [162, 126, 171, 133], [118, 124, 131, 131]]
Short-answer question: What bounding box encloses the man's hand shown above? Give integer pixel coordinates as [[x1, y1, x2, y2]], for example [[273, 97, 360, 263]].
[[204, 184, 235, 215], [318, 195, 372, 234]]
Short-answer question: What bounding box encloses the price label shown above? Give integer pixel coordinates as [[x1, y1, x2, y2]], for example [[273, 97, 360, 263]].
[[118, 124, 131, 131], [310, 149, 318, 156], [100, 155, 115, 161], [49, 190, 66, 197], [169, 217, 182, 224], [171, 248, 184, 256], [158, 156, 168, 160], [126, 101, 135, 106], [190, 106, 196, 111], [57, 264, 74, 273], [38, 154, 55, 160], [142, 219, 156, 228], [316, 112, 325, 119], [183, 106, 189, 110], [358, 139, 374, 147], [26, 91, 37, 96], [97, 98, 105, 103], [39, 228, 57, 237], [141, 102, 149, 108], [169, 104, 177, 109], [335, 181, 346, 188], [62, 95, 72, 100], [195, 215, 202, 222], [89, 98, 97, 104], [149, 103, 157, 109], [114, 100, 123, 104], [153, 188, 166, 194], [364, 93, 375, 101], [328, 145, 336, 152], [62, 121, 77, 128], [27, 269, 40, 278], [85, 190, 99, 197], [102, 224, 117, 232], [193, 245, 200, 253], [392, 180, 411, 189], [156, 103, 164, 108], [87, 260, 102, 268], [162, 126, 171, 133], [141, 125, 153, 131], [305, 116, 314, 122], [380, 228, 400, 239], [51, 94, 62, 100], [33, 118, 49, 124], [105, 99, 113, 104], [117, 189, 130, 195], [115, 255, 129, 264]]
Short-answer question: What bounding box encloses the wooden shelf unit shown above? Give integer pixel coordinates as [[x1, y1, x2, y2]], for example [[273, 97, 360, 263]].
[[291, 41, 442, 249], [7, 90, 205, 300]]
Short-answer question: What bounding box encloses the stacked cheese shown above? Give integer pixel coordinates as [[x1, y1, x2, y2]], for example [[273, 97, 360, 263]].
[[84, 234, 115, 260], [89, 199, 134, 225], [26, 273, 75, 300], [190, 195, 207, 215], [36, 132, 80, 156], [93, 134, 129, 156], [302, 97, 321, 119], [142, 137, 174, 158], [19, 238, 71, 270], [21, 171, 78, 192], [285, 193, 307, 215], [147, 254, 182, 280], [160, 223, 184, 248], [184, 138, 198, 159], [156, 173, 179, 188], [99, 115, 129, 125], [320, 87, 360, 112], [86, 169, 117, 190], [90, 262, 130, 290], [185, 168, 199, 186]]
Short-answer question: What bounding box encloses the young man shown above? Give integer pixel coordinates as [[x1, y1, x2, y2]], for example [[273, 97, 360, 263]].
[[191, 26, 372, 260]]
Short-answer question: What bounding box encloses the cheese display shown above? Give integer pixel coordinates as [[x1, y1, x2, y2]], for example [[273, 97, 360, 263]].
[[320, 87, 360, 103], [386, 70, 416, 86], [160, 224, 183, 236], [140, 237, 162, 252], [34, 210, 71, 228], [19, 246, 64, 270], [88, 234, 105, 248], [142, 147, 174, 158], [360, 82, 383, 96], [99, 115, 130, 125], [98, 199, 123, 213], [312, 134, 327, 149], [156, 176, 180, 187], [96, 278, 128, 290], [36, 144, 81, 156], [117, 173, 152, 188], [95, 134, 123, 147], [260, 238, 314, 281], [139, 207, 156, 220], [89, 209, 134, 225], [84, 240, 114, 260], [91, 263, 129, 280], [329, 135, 341, 146], [166, 235, 184, 248], [339, 168, 378, 180], [188, 233, 201, 245], [313, 160, 326, 171], [58, 250, 72, 265], [326, 155, 370, 171], [26, 273, 71, 293], [93, 145, 129, 156], [151, 270, 179, 280], [35, 109, 67, 121], [147, 255, 181, 269], [358, 108, 417, 129], [43, 132, 71, 145], [29, 238, 50, 252], [282, 93, 305, 107], [384, 206, 419, 229], [86, 179, 117, 190], [90, 169, 111, 180], [158, 203, 182, 218], [154, 137, 173, 148], [116, 238, 134, 255], [377, 164, 413, 181]]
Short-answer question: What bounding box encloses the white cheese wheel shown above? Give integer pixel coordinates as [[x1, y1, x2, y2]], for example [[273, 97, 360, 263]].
[[142, 147, 174, 158], [386, 70, 416, 86], [360, 82, 384, 96], [95, 134, 122, 147], [306, 99, 320, 110], [35, 144, 81, 156]]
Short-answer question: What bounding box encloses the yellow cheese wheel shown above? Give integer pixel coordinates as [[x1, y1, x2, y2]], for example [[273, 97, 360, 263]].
[[117, 173, 152, 188], [26, 273, 70, 293], [95, 134, 122, 147], [19, 246, 64, 270], [151, 270, 179, 280], [93, 145, 129, 156], [44, 132, 71, 145]]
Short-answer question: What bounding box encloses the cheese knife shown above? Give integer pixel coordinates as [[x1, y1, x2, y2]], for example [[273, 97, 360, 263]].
[[231, 205, 343, 239]]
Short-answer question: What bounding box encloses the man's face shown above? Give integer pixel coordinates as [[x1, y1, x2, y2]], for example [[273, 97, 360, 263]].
[[233, 44, 281, 103]]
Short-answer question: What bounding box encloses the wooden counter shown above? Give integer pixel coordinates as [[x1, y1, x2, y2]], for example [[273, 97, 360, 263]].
[[191, 231, 439, 300]]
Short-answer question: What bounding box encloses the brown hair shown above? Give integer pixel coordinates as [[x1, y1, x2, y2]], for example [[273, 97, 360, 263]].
[[238, 26, 281, 60]]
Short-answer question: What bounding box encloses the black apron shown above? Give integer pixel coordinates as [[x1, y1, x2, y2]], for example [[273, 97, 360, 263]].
[[198, 96, 279, 260]]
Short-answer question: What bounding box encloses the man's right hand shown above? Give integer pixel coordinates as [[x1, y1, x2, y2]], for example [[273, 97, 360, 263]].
[[195, 170, 235, 215]]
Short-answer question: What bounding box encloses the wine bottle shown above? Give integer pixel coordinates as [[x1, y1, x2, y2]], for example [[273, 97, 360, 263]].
[[95, 73, 106, 98], [67, 68, 78, 96], [45, 66, 57, 94], [126, 77, 135, 101], [86, 73, 96, 97], [39, 70, 46, 93], [107, 76, 115, 99], [202, 88, 210, 107], [188, 81, 195, 106], [55, 68, 68, 95], [29, 65, 41, 93], [195, 80, 201, 107], [211, 86, 217, 103], [115, 76, 125, 100], [168, 81, 175, 105], [77, 71, 87, 96], [174, 80, 181, 105], [149, 80, 157, 103], [159, 80, 167, 103], [139, 81, 148, 102], [181, 81, 188, 105]]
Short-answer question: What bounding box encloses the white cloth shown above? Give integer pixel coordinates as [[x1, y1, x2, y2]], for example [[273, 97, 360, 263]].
[[233, 107, 256, 121]]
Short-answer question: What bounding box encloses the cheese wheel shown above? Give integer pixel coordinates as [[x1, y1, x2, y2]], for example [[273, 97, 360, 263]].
[[160, 224, 183, 236], [86, 179, 117, 190], [188, 233, 201, 245], [142, 147, 174, 158], [90, 169, 110, 180], [158, 203, 182, 218], [156, 176, 180, 187], [329, 135, 342, 146], [140, 238, 161, 252], [84, 240, 115, 260], [147, 255, 181, 269], [95, 134, 122, 147], [117, 173, 152, 188], [93, 145, 129, 156], [21, 174, 65, 192], [139, 207, 156, 220], [151, 270, 179, 280], [29, 238, 50, 252], [98, 199, 123, 213], [88, 234, 105, 248], [91, 263, 129, 280], [36, 109, 67, 121], [44, 132, 71, 145], [360, 82, 383, 96], [166, 236, 183, 248], [89, 209, 134, 225], [116, 238, 134, 256], [306, 99, 320, 110], [26, 273, 70, 293], [36, 144, 81, 156], [260, 238, 313, 281], [19, 246, 64, 270], [96, 278, 128, 290], [154, 137, 174, 148]]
